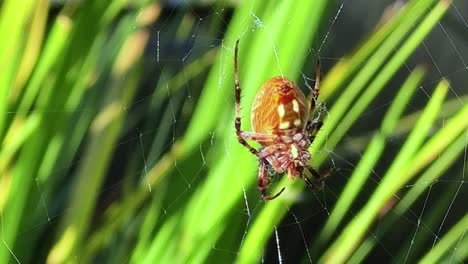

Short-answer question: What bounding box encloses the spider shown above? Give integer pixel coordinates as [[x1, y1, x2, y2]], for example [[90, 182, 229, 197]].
[[234, 39, 327, 200]]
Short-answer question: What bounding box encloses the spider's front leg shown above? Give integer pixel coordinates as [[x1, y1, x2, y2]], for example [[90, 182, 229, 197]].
[[234, 39, 259, 155], [303, 164, 332, 191], [240, 131, 276, 143], [305, 59, 324, 142], [301, 168, 322, 191], [258, 160, 285, 201]]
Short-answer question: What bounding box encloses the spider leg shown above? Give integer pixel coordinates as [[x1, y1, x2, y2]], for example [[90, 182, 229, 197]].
[[294, 166, 319, 191], [240, 131, 276, 143], [306, 164, 332, 184], [308, 118, 323, 143], [306, 59, 326, 143], [302, 173, 320, 191], [258, 160, 285, 201], [307, 58, 321, 115], [306, 164, 323, 179], [234, 39, 258, 155]]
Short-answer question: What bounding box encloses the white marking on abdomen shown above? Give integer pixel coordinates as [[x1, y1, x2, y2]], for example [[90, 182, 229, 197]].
[[292, 99, 300, 113], [279, 121, 290, 129], [277, 104, 285, 117]]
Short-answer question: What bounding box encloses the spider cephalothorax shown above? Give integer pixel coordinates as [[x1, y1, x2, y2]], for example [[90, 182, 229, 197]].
[[234, 39, 326, 200]]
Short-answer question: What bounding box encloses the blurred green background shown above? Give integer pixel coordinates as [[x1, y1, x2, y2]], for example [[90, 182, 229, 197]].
[[0, 0, 467, 263]]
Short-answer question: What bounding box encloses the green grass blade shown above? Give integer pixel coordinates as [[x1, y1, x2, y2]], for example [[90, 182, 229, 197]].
[[406, 107, 468, 178], [0, 0, 36, 140], [321, 0, 438, 99], [311, 0, 440, 158], [47, 30, 148, 263], [399, 132, 468, 217], [316, 66, 426, 250], [350, 130, 468, 261], [11, 0, 48, 98], [180, 0, 269, 153], [313, 0, 451, 166], [337, 95, 467, 156], [441, 234, 468, 263], [14, 15, 72, 118], [418, 214, 468, 264], [321, 79, 449, 263]]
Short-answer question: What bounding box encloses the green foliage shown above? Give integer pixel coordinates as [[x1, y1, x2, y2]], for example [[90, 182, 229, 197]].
[[0, 0, 466, 263]]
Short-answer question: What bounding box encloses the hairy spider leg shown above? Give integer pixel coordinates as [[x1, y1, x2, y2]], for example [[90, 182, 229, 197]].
[[258, 159, 285, 200], [308, 118, 323, 142], [306, 59, 321, 130], [234, 39, 259, 155], [239, 131, 277, 143], [302, 172, 321, 191], [306, 164, 323, 179], [304, 59, 326, 182]]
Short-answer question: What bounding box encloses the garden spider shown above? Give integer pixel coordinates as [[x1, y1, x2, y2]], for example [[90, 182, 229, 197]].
[[234, 39, 327, 200]]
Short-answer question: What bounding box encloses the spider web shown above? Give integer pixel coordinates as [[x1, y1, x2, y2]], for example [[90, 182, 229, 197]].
[[199, 1, 468, 263], [1, 0, 467, 263]]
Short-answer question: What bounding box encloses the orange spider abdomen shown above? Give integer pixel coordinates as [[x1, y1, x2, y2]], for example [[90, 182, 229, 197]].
[[251, 77, 309, 135]]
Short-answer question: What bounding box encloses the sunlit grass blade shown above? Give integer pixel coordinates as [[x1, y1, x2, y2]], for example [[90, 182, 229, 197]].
[[14, 15, 72, 117], [0, 17, 72, 178], [313, 0, 451, 166], [321, 79, 449, 263], [406, 107, 468, 178], [395, 181, 465, 263], [322, 0, 438, 99], [315, 66, 426, 251], [0, 0, 36, 140], [349, 130, 468, 261], [0, 115, 40, 178], [337, 95, 468, 155], [47, 30, 149, 263], [400, 127, 468, 211], [0, 0, 144, 262], [11, 0, 48, 98], [418, 214, 468, 263], [394, 95, 468, 136], [152, 48, 216, 112], [441, 232, 468, 263], [312, 0, 440, 157], [180, 0, 270, 153], [129, 187, 168, 263]]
